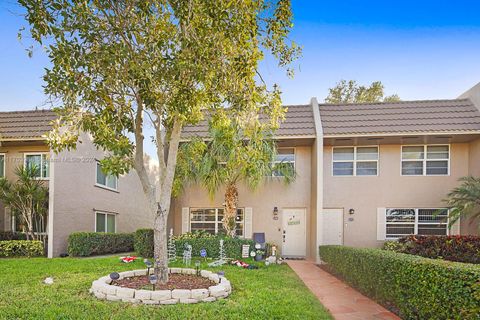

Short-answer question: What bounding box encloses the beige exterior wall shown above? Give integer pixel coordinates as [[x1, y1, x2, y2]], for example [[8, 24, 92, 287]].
[[464, 137, 480, 234], [323, 143, 471, 248], [49, 135, 155, 256], [171, 146, 314, 257], [0, 144, 49, 232]]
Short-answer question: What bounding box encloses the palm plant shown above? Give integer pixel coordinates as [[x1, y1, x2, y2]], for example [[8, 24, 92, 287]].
[[0, 165, 49, 240], [444, 176, 480, 229], [174, 112, 295, 237]]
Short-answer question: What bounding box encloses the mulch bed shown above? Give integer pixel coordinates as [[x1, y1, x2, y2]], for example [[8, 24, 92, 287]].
[[112, 274, 216, 291]]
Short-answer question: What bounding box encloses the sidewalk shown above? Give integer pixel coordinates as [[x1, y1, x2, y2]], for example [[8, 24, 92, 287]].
[[286, 260, 401, 320]]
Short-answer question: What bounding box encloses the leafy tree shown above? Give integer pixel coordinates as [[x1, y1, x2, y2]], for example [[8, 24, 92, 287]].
[[444, 176, 480, 229], [174, 111, 295, 237], [0, 166, 48, 241], [325, 80, 400, 104], [18, 0, 299, 282]]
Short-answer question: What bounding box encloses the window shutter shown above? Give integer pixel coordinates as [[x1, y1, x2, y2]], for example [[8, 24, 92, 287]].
[[377, 208, 386, 240], [181, 207, 190, 234], [449, 217, 461, 235], [244, 207, 253, 239]]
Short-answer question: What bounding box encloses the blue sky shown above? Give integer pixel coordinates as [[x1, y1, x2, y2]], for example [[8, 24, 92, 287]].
[[1, 0, 480, 111]]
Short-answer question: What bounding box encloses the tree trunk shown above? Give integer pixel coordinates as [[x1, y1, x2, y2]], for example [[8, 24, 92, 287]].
[[223, 182, 238, 237], [152, 202, 168, 284]]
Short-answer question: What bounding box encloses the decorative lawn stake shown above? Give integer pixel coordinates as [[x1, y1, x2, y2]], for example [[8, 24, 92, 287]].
[[200, 248, 207, 262], [149, 274, 158, 291], [168, 228, 176, 262], [183, 243, 192, 266], [195, 260, 201, 276], [144, 259, 153, 275]]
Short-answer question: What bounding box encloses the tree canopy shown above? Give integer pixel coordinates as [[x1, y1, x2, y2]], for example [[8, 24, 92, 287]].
[[18, 0, 300, 282], [444, 176, 480, 229], [325, 80, 400, 104]]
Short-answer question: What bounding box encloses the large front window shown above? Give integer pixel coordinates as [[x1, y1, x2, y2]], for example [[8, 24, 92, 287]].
[[25, 153, 49, 179], [190, 208, 244, 237], [96, 162, 118, 190], [386, 208, 449, 239], [401, 145, 449, 176], [333, 146, 378, 176]]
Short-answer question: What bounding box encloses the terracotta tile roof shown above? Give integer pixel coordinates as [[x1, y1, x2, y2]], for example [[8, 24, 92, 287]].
[[181, 104, 316, 139], [0, 109, 57, 140], [319, 99, 480, 136]]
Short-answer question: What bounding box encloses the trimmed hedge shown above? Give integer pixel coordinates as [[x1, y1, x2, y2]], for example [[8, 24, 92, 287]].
[[0, 240, 43, 257], [0, 232, 27, 241], [319, 245, 480, 319], [398, 235, 480, 264], [134, 229, 254, 259], [68, 232, 134, 257]]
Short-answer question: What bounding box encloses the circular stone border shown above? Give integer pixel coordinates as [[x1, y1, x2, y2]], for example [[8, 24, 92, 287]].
[[90, 268, 231, 305]]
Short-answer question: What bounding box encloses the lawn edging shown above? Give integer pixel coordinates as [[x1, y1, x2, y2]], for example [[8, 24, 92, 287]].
[[90, 268, 231, 305], [319, 245, 480, 319]]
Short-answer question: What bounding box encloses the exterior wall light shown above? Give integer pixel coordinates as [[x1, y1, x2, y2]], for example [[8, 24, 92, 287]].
[[273, 207, 279, 220], [349, 208, 355, 215]]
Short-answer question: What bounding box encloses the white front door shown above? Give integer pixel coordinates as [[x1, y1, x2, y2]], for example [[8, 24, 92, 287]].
[[323, 208, 344, 245], [282, 208, 306, 257]]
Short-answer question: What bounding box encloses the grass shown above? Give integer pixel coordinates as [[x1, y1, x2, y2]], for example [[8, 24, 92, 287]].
[[0, 256, 331, 319]]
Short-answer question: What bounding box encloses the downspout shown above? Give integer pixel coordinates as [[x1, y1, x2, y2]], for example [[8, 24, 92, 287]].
[[311, 97, 324, 263], [47, 150, 55, 258]]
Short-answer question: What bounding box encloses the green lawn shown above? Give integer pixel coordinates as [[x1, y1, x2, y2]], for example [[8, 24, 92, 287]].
[[0, 256, 331, 319]]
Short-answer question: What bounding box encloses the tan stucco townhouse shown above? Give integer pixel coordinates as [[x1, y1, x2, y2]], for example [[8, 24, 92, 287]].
[[172, 82, 480, 261], [2, 83, 480, 259], [0, 110, 155, 257]]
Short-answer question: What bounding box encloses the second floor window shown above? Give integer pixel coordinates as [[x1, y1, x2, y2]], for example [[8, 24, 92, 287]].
[[0, 154, 4, 178], [401, 145, 449, 176], [96, 162, 118, 190], [272, 148, 295, 177], [25, 153, 50, 179], [333, 146, 378, 176]]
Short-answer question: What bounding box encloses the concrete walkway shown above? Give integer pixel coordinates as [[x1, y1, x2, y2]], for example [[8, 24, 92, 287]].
[[287, 260, 401, 320]]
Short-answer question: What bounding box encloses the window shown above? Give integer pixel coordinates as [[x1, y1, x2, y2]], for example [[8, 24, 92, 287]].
[[96, 162, 118, 190], [95, 212, 116, 233], [386, 208, 449, 239], [25, 153, 49, 179], [272, 148, 295, 177], [0, 154, 4, 177], [333, 146, 378, 176], [401, 145, 449, 176], [190, 208, 244, 237]]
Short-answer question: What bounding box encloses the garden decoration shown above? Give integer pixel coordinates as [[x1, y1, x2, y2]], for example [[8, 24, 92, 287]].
[[168, 228, 176, 262], [195, 260, 201, 276], [183, 243, 192, 266], [200, 248, 207, 261], [120, 256, 137, 263], [231, 259, 258, 269], [149, 274, 158, 291], [144, 259, 153, 275], [208, 239, 227, 267]]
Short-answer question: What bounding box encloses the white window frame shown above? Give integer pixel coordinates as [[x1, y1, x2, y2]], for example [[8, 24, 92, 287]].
[[95, 211, 117, 233], [385, 207, 449, 239], [332, 146, 379, 176], [95, 161, 118, 191], [24, 152, 50, 180], [401, 144, 450, 176], [0, 153, 5, 178], [189, 207, 245, 237], [272, 147, 296, 177]]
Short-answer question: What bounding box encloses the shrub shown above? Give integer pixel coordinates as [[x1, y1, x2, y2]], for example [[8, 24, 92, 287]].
[[382, 240, 405, 252], [0, 240, 43, 257], [319, 245, 480, 319], [68, 232, 134, 257], [134, 229, 154, 258], [398, 235, 480, 264], [134, 229, 254, 259], [0, 232, 27, 241]]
